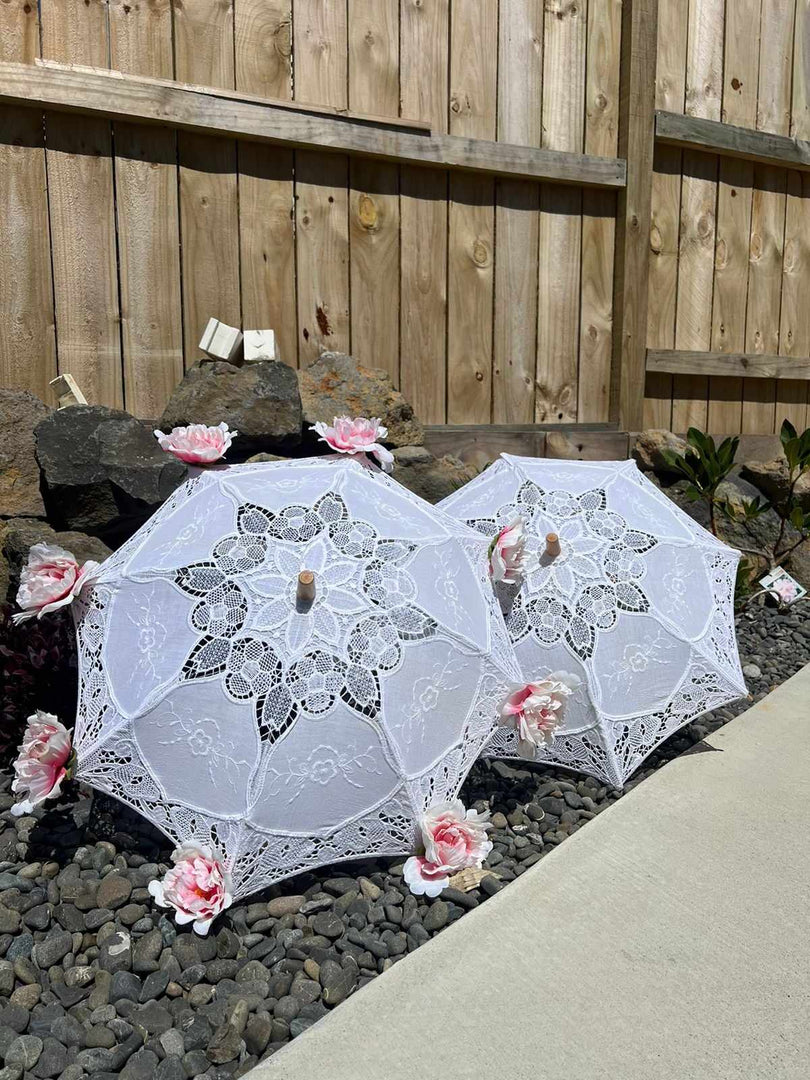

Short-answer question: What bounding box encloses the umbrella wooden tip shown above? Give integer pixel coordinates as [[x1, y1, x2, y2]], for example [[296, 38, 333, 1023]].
[[296, 570, 316, 606], [545, 533, 561, 558]]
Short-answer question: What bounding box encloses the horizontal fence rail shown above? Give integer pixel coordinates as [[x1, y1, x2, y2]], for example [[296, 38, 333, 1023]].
[[647, 350, 810, 380], [0, 61, 627, 188], [656, 110, 810, 172]]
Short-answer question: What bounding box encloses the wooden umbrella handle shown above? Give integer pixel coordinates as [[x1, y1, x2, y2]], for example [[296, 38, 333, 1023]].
[[545, 533, 561, 558], [297, 570, 316, 604]]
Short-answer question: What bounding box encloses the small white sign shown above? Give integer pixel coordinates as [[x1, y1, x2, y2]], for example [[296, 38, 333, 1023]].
[[759, 567, 807, 606], [199, 318, 243, 363], [243, 329, 277, 362]]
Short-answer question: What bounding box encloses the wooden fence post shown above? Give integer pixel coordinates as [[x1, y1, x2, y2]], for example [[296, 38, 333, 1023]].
[[611, 0, 659, 431]]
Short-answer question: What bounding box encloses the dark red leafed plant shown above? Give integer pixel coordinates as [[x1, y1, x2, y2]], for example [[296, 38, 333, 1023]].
[[0, 605, 77, 767]]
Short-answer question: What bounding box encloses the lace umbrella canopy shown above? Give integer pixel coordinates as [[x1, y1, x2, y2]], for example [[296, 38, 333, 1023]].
[[71, 458, 520, 898], [438, 456, 747, 787]]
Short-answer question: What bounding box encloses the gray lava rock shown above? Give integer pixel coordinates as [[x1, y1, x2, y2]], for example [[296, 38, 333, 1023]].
[[120, 1048, 159, 1080], [243, 1013, 272, 1058], [391, 445, 475, 504], [110, 970, 142, 1003], [299, 352, 423, 448], [96, 873, 133, 911], [423, 902, 449, 933], [135, 1000, 173, 1035], [31, 1036, 67, 1078], [6, 1034, 43, 1069], [310, 912, 343, 940], [0, 390, 51, 518], [160, 360, 302, 456], [98, 931, 132, 974], [35, 406, 187, 539]]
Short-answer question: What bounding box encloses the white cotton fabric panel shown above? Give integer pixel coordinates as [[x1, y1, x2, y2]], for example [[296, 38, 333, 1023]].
[[438, 456, 747, 786], [72, 457, 520, 898]]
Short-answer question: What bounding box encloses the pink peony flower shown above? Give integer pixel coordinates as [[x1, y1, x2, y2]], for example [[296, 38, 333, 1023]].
[[488, 517, 527, 584], [154, 422, 237, 465], [148, 844, 233, 935], [500, 672, 581, 758], [311, 416, 394, 473], [11, 711, 74, 816], [12, 543, 100, 625], [403, 799, 492, 897]]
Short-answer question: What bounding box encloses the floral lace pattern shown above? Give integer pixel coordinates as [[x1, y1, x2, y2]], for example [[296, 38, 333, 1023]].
[[439, 456, 747, 786], [73, 459, 520, 897]]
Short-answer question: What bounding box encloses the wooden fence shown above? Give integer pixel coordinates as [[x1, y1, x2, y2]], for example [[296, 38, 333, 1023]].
[[0, 1, 808, 436]]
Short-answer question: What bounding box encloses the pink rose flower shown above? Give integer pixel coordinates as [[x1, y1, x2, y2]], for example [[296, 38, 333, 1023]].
[[11, 711, 74, 816], [403, 799, 492, 897], [311, 416, 394, 473], [154, 422, 237, 465], [488, 517, 527, 584], [148, 844, 233, 935], [12, 543, 100, 625], [500, 672, 581, 758]]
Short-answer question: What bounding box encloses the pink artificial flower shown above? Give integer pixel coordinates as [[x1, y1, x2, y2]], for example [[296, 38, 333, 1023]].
[[311, 416, 394, 473], [12, 543, 100, 626], [11, 711, 74, 816], [148, 843, 233, 935], [488, 517, 527, 584], [154, 422, 237, 465], [500, 672, 581, 758], [403, 799, 492, 897]]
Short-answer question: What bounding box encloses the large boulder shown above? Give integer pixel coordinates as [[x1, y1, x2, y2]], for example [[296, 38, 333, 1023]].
[[740, 459, 810, 513], [391, 446, 475, 504], [299, 353, 423, 448], [160, 360, 302, 456], [35, 406, 187, 541], [0, 517, 112, 607], [632, 429, 688, 475], [0, 389, 52, 518]]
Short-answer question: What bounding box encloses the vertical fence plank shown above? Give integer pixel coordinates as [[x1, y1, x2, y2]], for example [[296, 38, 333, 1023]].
[[672, 151, 717, 432], [646, 0, 686, 427], [41, 0, 122, 408], [109, 0, 183, 417], [672, 0, 722, 431], [294, 0, 350, 364], [447, 0, 497, 423], [348, 0, 400, 380], [400, 0, 449, 423], [579, 0, 621, 422], [0, 1, 56, 399], [792, 0, 810, 140], [235, 0, 292, 100], [175, 1, 241, 368], [236, 1, 296, 366], [492, 1, 542, 424], [779, 171, 810, 428], [708, 0, 760, 433], [645, 146, 680, 428], [536, 0, 587, 424]]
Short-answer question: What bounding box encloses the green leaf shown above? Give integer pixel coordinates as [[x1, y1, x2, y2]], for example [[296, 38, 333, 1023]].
[[790, 505, 804, 529], [780, 419, 798, 449]]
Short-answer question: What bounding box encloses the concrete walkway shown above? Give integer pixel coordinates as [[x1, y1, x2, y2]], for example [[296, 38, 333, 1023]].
[[251, 667, 810, 1080]]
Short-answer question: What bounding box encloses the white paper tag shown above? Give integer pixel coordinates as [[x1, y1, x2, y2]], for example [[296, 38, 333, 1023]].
[[759, 567, 807, 605]]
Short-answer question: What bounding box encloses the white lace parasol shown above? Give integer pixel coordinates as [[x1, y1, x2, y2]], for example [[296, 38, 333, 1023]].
[[439, 455, 747, 786], [71, 458, 520, 897]]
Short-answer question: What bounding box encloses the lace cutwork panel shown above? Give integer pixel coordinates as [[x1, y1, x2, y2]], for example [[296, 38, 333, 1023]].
[[439, 456, 747, 786], [73, 459, 520, 897]]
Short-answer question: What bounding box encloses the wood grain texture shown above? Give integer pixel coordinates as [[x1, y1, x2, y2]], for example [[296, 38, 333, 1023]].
[[295, 151, 350, 363], [757, 0, 794, 136], [294, 0, 347, 109], [235, 0, 292, 101], [743, 165, 786, 432], [613, 0, 658, 430], [684, 0, 723, 121], [792, 0, 810, 139], [537, 0, 587, 425], [655, 110, 810, 171], [400, 167, 447, 423], [348, 0, 398, 118], [175, 0, 240, 367], [40, 0, 122, 407], [647, 350, 810, 378], [236, 0, 295, 367], [645, 146, 681, 427], [777, 170, 810, 427], [492, 1, 543, 423], [447, 0, 496, 423], [400, 0, 448, 422], [580, 0, 621, 422], [110, 0, 182, 417], [0, 1, 55, 398], [401, 0, 449, 133], [708, 0, 760, 433], [237, 144, 297, 366], [672, 150, 717, 431], [654, 0, 687, 111], [349, 158, 400, 381]]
